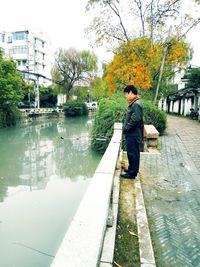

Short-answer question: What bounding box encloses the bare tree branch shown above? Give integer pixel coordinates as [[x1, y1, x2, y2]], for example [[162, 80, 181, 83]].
[[178, 18, 200, 40], [107, 2, 130, 41], [133, 0, 146, 36]]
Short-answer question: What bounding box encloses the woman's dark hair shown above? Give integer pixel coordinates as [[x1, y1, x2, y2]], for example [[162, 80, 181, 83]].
[[123, 85, 138, 94]]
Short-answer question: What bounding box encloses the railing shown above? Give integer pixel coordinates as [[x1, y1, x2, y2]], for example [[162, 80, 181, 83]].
[[20, 108, 64, 115], [51, 123, 122, 267]]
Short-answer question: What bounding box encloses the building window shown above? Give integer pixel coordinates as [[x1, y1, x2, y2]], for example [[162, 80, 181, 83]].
[[12, 45, 28, 54], [12, 31, 28, 41], [7, 36, 12, 43], [9, 49, 13, 56], [0, 33, 5, 43]]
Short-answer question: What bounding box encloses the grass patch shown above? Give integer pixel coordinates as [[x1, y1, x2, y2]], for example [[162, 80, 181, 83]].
[[114, 217, 140, 267], [114, 154, 140, 267]]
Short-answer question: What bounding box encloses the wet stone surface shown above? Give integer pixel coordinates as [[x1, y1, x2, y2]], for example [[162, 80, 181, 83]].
[[140, 115, 200, 267]]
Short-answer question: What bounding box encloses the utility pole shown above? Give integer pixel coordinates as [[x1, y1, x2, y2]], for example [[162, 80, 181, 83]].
[[37, 76, 40, 108], [26, 31, 31, 106], [154, 18, 200, 105], [153, 44, 169, 104], [153, 26, 172, 104], [34, 75, 40, 109]]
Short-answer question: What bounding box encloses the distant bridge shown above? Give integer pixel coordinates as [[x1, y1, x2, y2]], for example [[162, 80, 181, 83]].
[[20, 108, 64, 116]]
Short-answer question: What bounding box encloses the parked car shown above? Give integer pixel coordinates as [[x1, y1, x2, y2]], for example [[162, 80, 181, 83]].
[[18, 101, 35, 108], [85, 101, 98, 111], [18, 102, 25, 108]]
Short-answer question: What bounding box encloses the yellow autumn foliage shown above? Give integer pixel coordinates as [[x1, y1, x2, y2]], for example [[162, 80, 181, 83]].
[[105, 37, 189, 93]]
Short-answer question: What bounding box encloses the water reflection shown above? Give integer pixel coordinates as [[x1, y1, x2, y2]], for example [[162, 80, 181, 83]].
[[0, 115, 101, 267], [0, 116, 99, 200]]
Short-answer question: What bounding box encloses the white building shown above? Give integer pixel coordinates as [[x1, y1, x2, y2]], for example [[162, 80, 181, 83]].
[[0, 30, 53, 85], [162, 67, 200, 117]]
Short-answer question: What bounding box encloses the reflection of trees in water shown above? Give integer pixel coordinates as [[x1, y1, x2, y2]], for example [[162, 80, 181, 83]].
[[54, 138, 100, 179], [0, 121, 56, 201], [0, 116, 101, 201], [54, 116, 101, 180], [0, 178, 7, 202], [0, 127, 27, 201], [27, 117, 101, 181]]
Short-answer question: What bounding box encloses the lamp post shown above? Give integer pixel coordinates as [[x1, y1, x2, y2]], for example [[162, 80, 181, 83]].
[[87, 89, 91, 103]]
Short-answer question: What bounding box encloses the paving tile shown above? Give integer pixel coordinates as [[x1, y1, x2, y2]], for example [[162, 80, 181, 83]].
[[140, 115, 200, 267]]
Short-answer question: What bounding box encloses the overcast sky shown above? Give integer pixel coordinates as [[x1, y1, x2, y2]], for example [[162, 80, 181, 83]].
[[0, 0, 199, 66], [0, 0, 89, 49]]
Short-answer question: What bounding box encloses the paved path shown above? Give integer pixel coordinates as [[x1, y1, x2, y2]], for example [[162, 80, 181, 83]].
[[140, 115, 200, 267]]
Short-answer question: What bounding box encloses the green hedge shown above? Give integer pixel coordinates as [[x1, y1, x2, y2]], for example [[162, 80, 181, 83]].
[[63, 100, 88, 116], [142, 99, 167, 135], [91, 95, 167, 153], [91, 93, 127, 153]]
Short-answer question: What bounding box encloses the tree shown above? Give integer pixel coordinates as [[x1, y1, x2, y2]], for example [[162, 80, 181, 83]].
[[0, 50, 24, 126], [39, 86, 57, 107], [51, 48, 98, 100], [86, 0, 200, 47], [0, 50, 24, 106], [86, 0, 199, 103], [89, 77, 109, 100], [105, 36, 189, 99], [186, 67, 200, 89]]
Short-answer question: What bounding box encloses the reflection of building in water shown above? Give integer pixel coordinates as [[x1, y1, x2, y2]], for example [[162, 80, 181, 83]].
[[20, 124, 54, 190], [22, 121, 53, 135], [71, 135, 90, 152]]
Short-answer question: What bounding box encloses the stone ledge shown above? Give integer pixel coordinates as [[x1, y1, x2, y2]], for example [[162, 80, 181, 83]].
[[144, 125, 159, 139], [144, 125, 159, 150]]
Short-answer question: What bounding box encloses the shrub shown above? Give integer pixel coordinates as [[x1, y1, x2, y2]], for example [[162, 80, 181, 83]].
[[91, 93, 127, 153], [91, 95, 167, 153], [63, 100, 88, 116], [142, 99, 167, 135], [0, 105, 21, 127]]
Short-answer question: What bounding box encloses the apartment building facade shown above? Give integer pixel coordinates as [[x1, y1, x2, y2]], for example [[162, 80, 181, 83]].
[[0, 30, 52, 84]]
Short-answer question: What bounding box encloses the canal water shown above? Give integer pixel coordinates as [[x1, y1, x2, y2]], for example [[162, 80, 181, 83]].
[[0, 116, 101, 267]]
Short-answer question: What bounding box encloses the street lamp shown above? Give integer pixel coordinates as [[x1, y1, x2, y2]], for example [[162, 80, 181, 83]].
[[87, 89, 91, 103]]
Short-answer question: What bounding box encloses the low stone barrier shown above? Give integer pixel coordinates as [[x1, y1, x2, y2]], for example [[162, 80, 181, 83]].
[[51, 123, 122, 267], [143, 125, 159, 151]]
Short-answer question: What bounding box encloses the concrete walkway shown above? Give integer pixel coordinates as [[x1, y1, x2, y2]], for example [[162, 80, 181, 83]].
[[140, 115, 200, 267]]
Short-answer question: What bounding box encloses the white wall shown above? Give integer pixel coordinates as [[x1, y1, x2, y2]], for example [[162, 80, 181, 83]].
[[57, 94, 66, 106]]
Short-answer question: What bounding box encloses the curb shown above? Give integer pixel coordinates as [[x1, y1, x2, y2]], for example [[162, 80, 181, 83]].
[[99, 152, 121, 266], [135, 178, 156, 267]]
